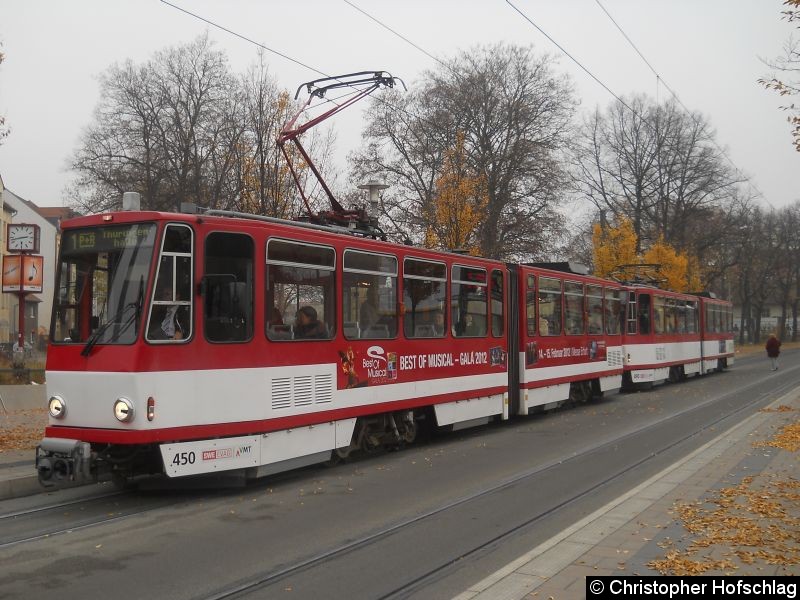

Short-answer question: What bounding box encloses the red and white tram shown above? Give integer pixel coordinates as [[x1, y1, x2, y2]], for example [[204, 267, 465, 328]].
[[36, 208, 736, 488], [509, 263, 624, 415], [620, 286, 734, 387], [698, 294, 735, 373], [37, 209, 512, 485]]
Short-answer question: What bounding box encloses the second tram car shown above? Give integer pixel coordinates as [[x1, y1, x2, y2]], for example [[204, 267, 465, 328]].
[[36, 208, 735, 488]]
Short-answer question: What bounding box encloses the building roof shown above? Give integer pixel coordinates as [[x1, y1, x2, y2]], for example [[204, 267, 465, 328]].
[[36, 206, 81, 227], [2, 188, 81, 228]]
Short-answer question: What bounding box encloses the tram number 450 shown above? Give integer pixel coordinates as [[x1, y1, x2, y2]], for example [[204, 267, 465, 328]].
[[171, 451, 196, 466]]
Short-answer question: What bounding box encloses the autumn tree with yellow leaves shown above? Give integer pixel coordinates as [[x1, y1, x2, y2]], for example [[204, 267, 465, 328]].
[[642, 238, 703, 292], [593, 217, 703, 292], [424, 133, 487, 254], [592, 217, 638, 279]]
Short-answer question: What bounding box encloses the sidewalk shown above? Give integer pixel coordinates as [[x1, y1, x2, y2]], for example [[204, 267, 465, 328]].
[[455, 386, 800, 599], [0, 393, 47, 499]]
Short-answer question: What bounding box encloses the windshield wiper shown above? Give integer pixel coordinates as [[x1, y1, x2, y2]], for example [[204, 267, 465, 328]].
[[81, 277, 145, 357], [80, 303, 137, 357]]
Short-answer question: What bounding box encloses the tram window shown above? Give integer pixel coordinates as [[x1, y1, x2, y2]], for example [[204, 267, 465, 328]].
[[526, 275, 536, 336], [451, 265, 487, 337], [627, 292, 637, 334], [604, 288, 622, 335], [52, 223, 157, 345], [538, 277, 562, 336], [491, 269, 504, 337], [204, 233, 254, 343], [587, 285, 603, 335], [147, 224, 193, 343], [266, 239, 335, 341], [665, 298, 677, 333], [404, 258, 447, 338], [564, 282, 584, 335], [343, 250, 397, 340], [686, 301, 698, 334], [676, 302, 688, 334], [653, 296, 666, 335], [638, 294, 651, 334]]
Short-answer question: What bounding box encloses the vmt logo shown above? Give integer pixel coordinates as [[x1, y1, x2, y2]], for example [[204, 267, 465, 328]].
[[235, 446, 252, 457]]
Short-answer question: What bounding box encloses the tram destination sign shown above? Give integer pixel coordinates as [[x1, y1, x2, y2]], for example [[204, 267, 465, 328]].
[[63, 224, 156, 255]]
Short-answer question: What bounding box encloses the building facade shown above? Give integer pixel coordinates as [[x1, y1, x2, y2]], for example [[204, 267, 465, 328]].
[[1, 186, 79, 347]]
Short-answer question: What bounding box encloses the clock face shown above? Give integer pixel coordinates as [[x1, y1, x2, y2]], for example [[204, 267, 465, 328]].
[[8, 224, 38, 252]]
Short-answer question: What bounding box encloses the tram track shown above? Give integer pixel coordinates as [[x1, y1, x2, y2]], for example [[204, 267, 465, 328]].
[[0, 488, 180, 549], [197, 359, 799, 600]]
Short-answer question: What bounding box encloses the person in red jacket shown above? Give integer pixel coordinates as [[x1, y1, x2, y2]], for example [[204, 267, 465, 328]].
[[766, 333, 781, 371]]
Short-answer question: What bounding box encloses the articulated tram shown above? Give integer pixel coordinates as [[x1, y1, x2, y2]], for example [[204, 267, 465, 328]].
[[36, 207, 734, 487]]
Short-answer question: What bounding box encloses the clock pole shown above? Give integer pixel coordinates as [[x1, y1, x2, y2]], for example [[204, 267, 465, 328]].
[[17, 252, 27, 353]]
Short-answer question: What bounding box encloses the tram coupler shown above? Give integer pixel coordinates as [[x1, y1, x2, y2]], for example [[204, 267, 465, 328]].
[[36, 438, 94, 487]]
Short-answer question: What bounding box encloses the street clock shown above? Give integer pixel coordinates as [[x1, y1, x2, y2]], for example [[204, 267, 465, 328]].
[[7, 223, 40, 253]]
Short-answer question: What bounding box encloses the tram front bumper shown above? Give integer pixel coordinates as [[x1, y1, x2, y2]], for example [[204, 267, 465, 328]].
[[36, 438, 94, 487]]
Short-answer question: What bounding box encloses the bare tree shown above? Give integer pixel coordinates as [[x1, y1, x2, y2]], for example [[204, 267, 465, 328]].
[[771, 202, 800, 339], [760, 0, 800, 152], [234, 50, 297, 218], [68, 34, 336, 216], [571, 96, 749, 278], [0, 43, 9, 146], [571, 97, 661, 253], [350, 43, 576, 261]]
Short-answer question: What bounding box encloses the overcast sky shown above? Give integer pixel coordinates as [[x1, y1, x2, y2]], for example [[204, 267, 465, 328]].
[[0, 0, 797, 212]]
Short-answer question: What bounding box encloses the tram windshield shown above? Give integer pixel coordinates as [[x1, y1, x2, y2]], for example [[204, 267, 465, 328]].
[[52, 224, 157, 347]]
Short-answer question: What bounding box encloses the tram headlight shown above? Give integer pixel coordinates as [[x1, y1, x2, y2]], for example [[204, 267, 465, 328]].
[[48, 396, 66, 419], [113, 397, 135, 423]]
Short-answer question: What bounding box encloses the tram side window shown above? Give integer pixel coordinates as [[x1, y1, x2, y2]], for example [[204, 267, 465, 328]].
[[564, 282, 585, 335], [403, 259, 447, 338], [491, 269, 504, 337], [451, 265, 487, 337], [266, 239, 335, 341], [203, 233, 254, 343], [653, 296, 666, 335], [587, 285, 603, 335], [686, 301, 698, 334], [705, 305, 713, 333], [343, 250, 397, 340], [538, 277, 562, 336], [665, 298, 677, 333], [147, 225, 193, 343], [627, 292, 638, 334], [526, 275, 536, 336], [604, 288, 622, 335], [638, 294, 651, 334]]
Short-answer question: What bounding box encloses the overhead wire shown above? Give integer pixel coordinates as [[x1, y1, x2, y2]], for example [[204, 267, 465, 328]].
[[160, 0, 329, 78], [592, 0, 765, 203], [505, 0, 643, 121], [342, 0, 452, 73], [159, 0, 447, 151]]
